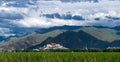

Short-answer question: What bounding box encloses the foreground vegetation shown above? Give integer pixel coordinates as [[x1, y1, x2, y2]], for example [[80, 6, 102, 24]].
[[15, 48, 120, 52], [0, 52, 119, 62]]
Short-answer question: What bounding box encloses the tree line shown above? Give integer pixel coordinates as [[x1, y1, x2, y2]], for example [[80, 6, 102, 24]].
[[8, 48, 120, 52]]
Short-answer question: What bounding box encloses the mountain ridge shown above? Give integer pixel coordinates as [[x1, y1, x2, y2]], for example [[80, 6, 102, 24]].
[[0, 26, 120, 50]]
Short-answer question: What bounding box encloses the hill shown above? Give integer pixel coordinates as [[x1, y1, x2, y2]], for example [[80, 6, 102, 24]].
[[78, 27, 120, 42], [0, 26, 120, 50], [28, 30, 109, 49], [0, 30, 65, 51]]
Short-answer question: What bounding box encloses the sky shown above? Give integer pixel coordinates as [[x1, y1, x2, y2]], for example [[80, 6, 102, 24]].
[[0, 0, 120, 37]]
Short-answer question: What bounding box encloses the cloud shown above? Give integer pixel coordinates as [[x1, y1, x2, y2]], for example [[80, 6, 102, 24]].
[[0, 27, 15, 37], [9, 0, 120, 28], [0, 27, 10, 33], [12, 17, 82, 28], [12, 16, 120, 28], [0, 0, 120, 37]]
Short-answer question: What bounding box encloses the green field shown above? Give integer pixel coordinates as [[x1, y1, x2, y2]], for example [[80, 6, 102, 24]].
[[0, 52, 119, 62]]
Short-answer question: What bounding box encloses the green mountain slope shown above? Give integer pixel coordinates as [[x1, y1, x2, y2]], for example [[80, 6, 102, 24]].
[[0, 30, 65, 50], [0, 27, 120, 50], [28, 30, 109, 49], [75, 27, 120, 42]]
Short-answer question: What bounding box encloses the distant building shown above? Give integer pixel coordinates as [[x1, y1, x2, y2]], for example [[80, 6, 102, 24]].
[[107, 47, 120, 49], [43, 43, 68, 50]]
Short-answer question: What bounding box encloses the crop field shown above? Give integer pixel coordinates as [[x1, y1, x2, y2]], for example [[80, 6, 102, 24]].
[[0, 52, 119, 62]]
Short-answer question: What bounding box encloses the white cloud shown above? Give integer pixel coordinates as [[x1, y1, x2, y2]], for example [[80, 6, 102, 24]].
[[0, 27, 10, 33], [12, 17, 84, 28], [0, 27, 15, 37], [0, 34, 15, 37], [1, 0, 120, 28], [10, 0, 120, 28]]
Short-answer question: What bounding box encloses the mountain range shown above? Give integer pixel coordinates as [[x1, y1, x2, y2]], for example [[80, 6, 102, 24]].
[[0, 26, 120, 51]]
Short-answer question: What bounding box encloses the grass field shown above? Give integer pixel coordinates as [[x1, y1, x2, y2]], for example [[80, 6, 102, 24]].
[[0, 52, 119, 62]]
